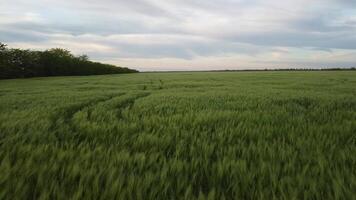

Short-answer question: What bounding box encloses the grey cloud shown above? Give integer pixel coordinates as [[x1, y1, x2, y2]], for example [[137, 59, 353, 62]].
[[1, 0, 356, 70], [3, 20, 152, 36], [0, 29, 48, 42], [289, 15, 353, 32], [256, 60, 356, 68], [227, 30, 356, 50]]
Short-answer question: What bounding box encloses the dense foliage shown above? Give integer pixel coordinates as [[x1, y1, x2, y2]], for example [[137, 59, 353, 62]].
[[0, 71, 355, 199], [0, 43, 137, 79]]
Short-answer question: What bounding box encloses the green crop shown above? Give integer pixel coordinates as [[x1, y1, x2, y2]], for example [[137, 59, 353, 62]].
[[0, 71, 355, 199]]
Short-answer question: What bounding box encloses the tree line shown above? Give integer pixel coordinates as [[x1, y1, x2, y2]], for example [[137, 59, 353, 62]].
[[0, 43, 137, 79]]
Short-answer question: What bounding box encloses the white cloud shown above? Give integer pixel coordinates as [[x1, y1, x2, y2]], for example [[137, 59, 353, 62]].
[[1, 0, 356, 70]]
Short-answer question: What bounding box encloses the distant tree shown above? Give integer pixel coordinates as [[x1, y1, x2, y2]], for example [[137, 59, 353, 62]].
[[47, 48, 73, 58], [78, 54, 89, 62], [0, 42, 7, 51], [0, 42, 8, 61], [0, 43, 6, 62], [39, 48, 78, 76], [0, 43, 7, 78], [0, 44, 137, 79]]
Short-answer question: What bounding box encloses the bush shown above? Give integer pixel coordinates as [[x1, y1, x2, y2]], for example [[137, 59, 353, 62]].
[[0, 43, 137, 79]]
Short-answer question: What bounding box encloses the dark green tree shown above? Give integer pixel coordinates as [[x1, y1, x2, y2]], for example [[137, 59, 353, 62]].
[[0, 44, 137, 79]]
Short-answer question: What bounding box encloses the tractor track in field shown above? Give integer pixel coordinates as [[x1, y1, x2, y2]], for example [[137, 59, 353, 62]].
[[49, 92, 151, 141], [49, 93, 125, 133], [115, 92, 151, 120]]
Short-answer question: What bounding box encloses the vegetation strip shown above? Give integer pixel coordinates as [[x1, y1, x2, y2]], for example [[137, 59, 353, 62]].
[[0, 43, 137, 79], [0, 71, 355, 199]]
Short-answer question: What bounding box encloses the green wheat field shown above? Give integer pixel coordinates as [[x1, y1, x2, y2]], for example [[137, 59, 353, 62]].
[[0, 71, 355, 199]]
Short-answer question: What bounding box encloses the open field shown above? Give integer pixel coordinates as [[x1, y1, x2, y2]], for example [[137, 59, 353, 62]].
[[0, 71, 356, 199]]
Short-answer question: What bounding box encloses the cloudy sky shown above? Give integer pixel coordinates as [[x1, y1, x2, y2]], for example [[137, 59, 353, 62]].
[[1, 0, 356, 71]]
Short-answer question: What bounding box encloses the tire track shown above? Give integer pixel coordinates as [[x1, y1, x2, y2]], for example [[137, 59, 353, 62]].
[[49, 93, 125, 133], [49, 92, 150, 144], [116, 92, 151, 120]]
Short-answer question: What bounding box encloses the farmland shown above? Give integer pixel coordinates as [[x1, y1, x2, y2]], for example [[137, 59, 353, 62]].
[[0, 71, 355, 199]]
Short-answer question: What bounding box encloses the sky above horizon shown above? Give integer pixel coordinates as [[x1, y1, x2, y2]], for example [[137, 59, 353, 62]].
[[1, 0, 356, 71]]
